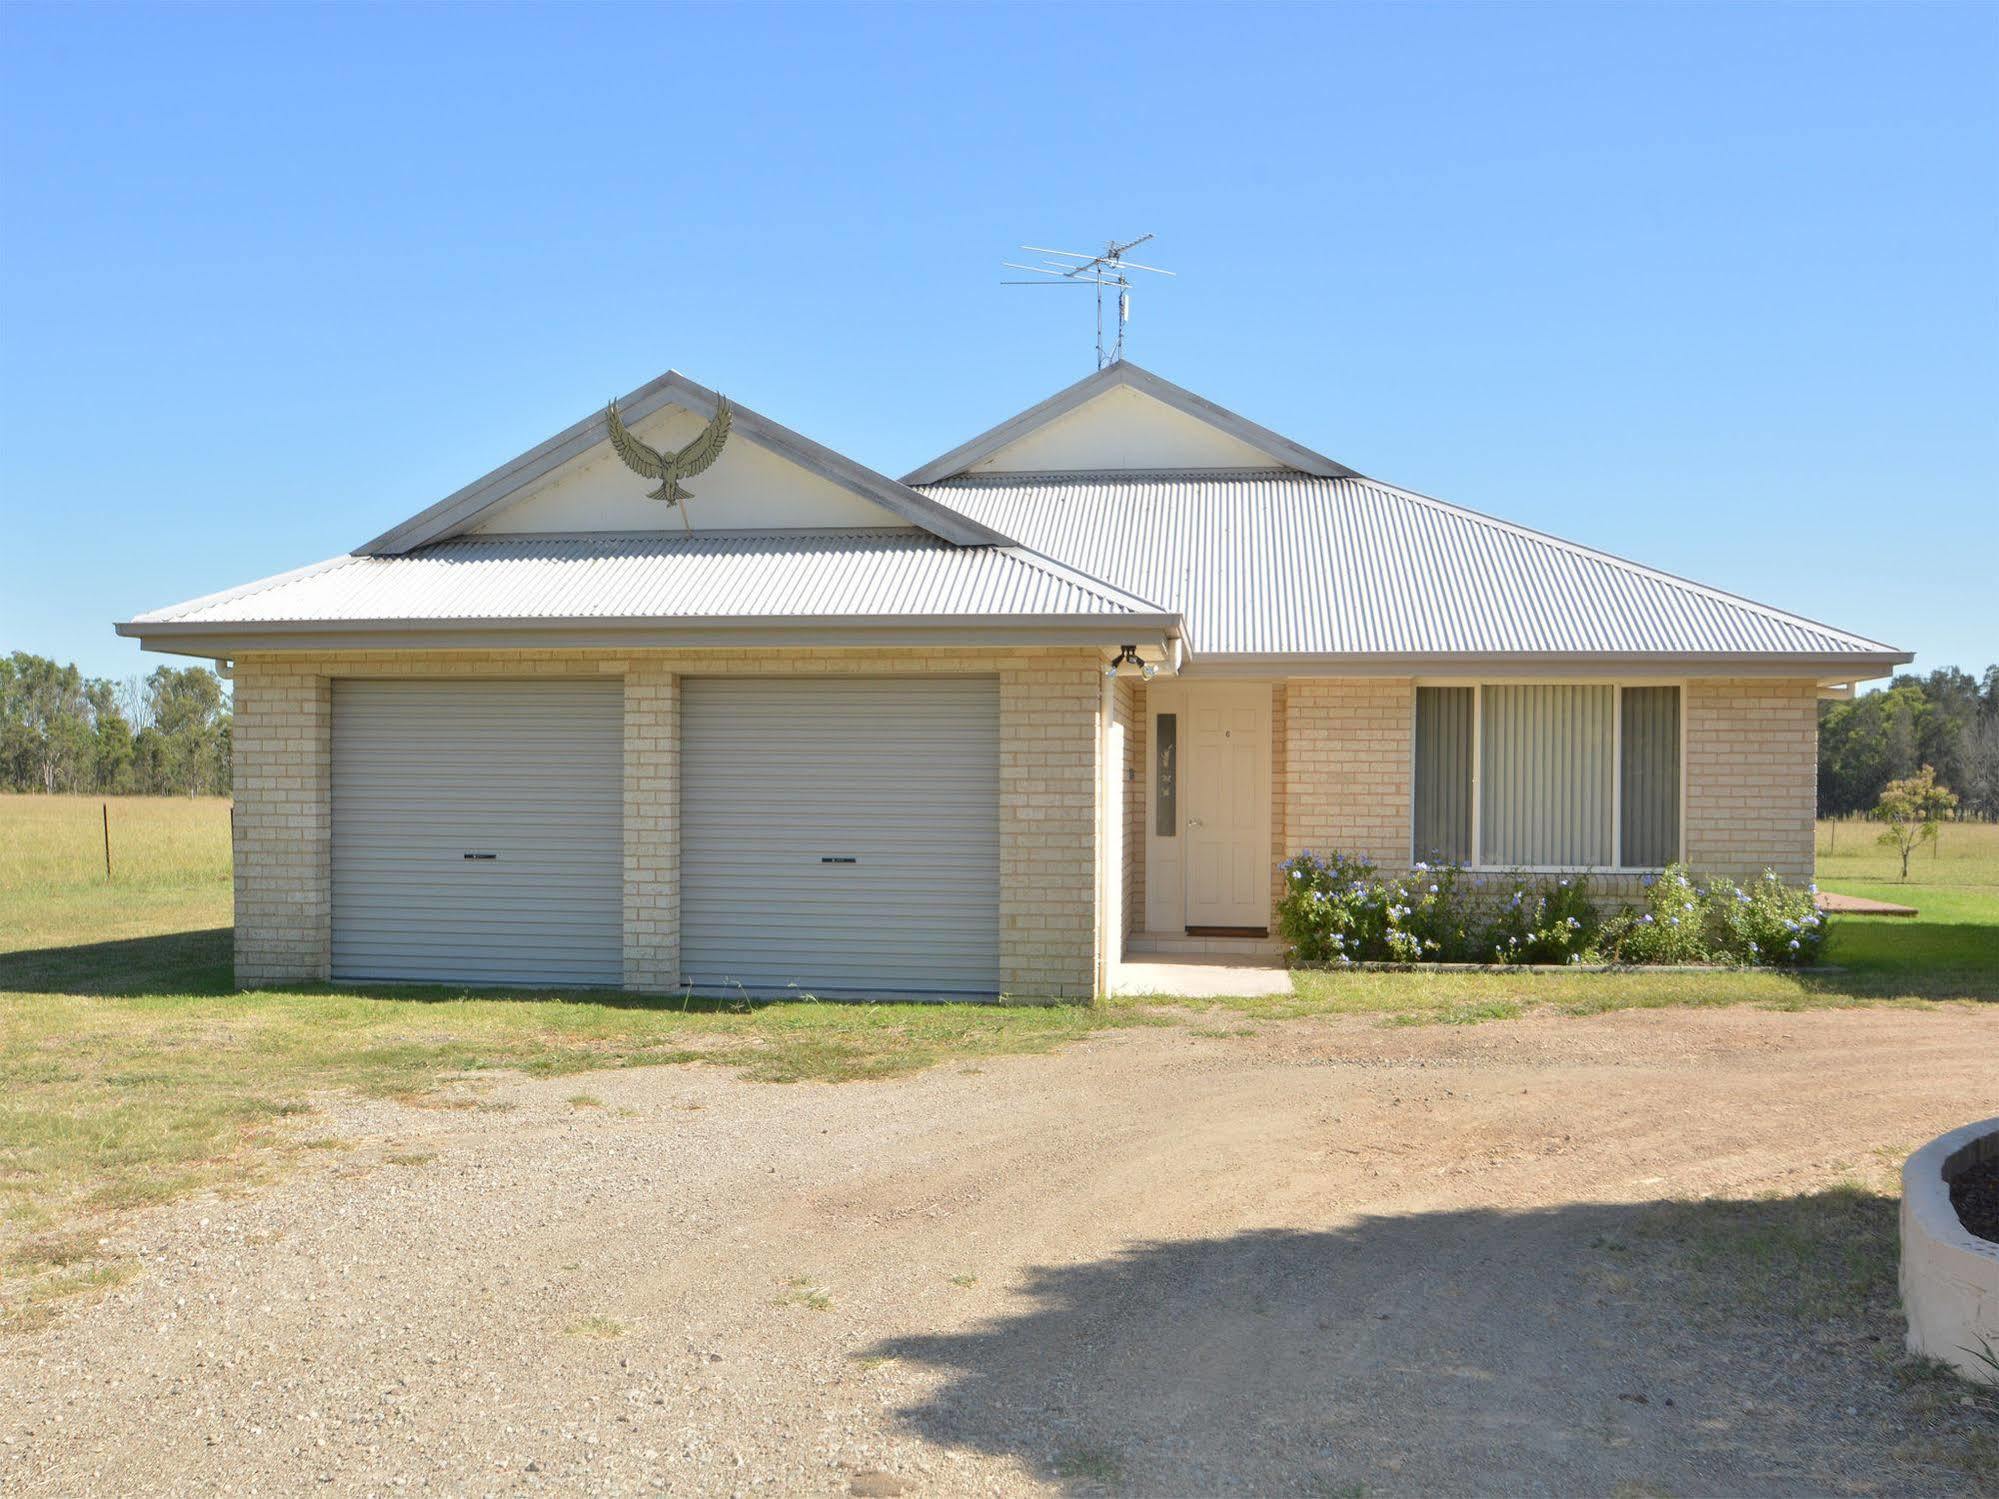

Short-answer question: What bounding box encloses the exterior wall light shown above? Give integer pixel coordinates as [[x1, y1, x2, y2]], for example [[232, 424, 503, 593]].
[[1104, 645, 1158, 680]]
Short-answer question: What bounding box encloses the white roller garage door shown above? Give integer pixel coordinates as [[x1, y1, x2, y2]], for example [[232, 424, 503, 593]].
[[682, 676, 1000, 999], [331, 680, 624, 986]]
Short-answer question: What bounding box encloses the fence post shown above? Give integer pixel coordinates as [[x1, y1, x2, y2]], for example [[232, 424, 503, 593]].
[[102, 801, 112, 881]]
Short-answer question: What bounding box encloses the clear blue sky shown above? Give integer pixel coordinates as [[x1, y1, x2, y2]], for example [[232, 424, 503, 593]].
[[3, 1, 1993, 684]]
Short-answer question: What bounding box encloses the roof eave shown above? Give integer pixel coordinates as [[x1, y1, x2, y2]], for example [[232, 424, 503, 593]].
[[1180, 649, 1913, 682], [356, 370, 1012, 555], [114, 611, 1183, 658], [901, 361, 1360, 485]]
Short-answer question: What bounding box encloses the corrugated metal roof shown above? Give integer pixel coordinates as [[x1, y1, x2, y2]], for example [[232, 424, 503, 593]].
[[131, 530, 1163, 625], [917, 470, 1901, 659]]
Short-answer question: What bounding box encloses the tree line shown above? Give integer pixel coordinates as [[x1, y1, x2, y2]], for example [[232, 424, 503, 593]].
[[1, 652, 231, 796], [1819, 664, 1999, 821]]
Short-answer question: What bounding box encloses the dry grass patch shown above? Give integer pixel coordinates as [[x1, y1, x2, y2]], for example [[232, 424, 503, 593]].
[[562, 1314, 628, 1340], [779, 1276, 833, 1311]]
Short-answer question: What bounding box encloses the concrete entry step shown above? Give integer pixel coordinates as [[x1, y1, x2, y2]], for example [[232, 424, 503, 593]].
[[1127, 933, 1287, 959]]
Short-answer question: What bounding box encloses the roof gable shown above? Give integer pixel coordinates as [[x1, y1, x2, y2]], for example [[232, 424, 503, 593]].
[[902, 362, 1358, 484], [361, 370, 1005, 555]]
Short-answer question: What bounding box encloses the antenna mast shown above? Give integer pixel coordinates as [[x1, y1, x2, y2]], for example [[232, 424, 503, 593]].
[[1003, 234, 1176, 369]]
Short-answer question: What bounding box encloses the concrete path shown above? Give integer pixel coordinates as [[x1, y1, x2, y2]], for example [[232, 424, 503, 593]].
[[1111, 956, 1293, 997], [1816, 890, 1919, 917]]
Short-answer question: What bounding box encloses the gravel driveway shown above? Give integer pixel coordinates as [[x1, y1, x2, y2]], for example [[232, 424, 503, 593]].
[[5, 1004, 1997, 1496]]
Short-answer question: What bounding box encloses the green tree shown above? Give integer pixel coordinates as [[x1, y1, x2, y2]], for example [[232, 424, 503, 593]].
[[0, 652, 93, 792], [1870, 765, 1958, 879], [0, 652, 231, 795], [87, 680, 135, 792], [142, 666, 231, 795]]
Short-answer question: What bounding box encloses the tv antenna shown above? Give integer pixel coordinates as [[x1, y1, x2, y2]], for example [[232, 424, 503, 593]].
[[1003, 234, 1176, 369]]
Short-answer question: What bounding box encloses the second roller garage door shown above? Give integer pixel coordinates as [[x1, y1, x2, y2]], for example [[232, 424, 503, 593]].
[[680, 676, 1001, 998]]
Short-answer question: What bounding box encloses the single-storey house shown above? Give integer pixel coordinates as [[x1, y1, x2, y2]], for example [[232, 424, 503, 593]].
[[119, 362, 1910, 999]]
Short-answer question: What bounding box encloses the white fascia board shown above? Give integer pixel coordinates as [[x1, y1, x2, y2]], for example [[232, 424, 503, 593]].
[[901, 361, 1360, 485], [1178, 650, 1913, 682], [114, 612, 1182, 658], [357, 370, 1011, 555]]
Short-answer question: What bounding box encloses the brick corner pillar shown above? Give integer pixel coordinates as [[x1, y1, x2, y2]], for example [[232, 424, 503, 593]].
[[999, 651, 1104, 1000], [230, 657, 332, 986], [622, 661, 680, 992]]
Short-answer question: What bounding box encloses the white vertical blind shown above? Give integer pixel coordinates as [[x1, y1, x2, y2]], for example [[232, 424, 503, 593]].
[[1414, 687, 1474, 863], [1479, 685, 1615, 867], [1619, 686, 1681, 867]]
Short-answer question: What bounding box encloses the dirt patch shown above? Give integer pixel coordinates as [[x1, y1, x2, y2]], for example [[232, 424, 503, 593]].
[[1951, 1155, 1999, 1246], [2, 1004, 1997, 1495]]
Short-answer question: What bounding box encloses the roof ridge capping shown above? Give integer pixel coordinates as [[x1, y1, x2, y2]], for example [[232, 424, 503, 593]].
[[994, 539, 1174, 617], [901, 361, 1361, 486], [357, 369, 1012, 556]]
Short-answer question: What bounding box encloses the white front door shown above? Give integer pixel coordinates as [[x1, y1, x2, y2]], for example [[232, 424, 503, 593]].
[[1182, 682, 1271, 929]]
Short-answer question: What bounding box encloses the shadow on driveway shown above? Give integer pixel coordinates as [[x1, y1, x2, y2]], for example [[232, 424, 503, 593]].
[[867, 1191, 1988, 1497]]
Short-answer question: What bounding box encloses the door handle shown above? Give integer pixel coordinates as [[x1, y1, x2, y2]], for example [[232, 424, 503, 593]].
[[1186, 818, 1203, 829]]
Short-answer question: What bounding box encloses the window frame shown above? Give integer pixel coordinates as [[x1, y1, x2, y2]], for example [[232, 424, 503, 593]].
[[1408, 679, 1686, 874]]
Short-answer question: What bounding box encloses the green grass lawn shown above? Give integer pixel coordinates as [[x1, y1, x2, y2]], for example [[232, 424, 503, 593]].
[[3, 796, 1996, 1327]]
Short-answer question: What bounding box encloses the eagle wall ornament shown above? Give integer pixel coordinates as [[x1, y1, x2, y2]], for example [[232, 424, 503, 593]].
[[604, 396, 732, 525]]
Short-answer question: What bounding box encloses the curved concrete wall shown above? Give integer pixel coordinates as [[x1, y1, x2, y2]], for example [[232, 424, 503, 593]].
[[1901, 1116, 1999, 1384]]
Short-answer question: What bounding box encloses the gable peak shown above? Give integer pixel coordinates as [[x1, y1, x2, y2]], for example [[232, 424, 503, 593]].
[[903, 361, 1359, 485]]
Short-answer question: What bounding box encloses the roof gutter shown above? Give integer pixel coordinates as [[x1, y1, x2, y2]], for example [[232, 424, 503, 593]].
[[114, 611, 1183, 659], [1180, 650, 1913, 682]]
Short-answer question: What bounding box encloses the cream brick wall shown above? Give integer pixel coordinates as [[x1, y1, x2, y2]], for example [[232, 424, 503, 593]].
[[1684, 678, 1819, 883], [231, 660, 331, 986], [1282, 678, 1414, 868], [622, 662, 678, 990], [998, 653, 1104, 998], [228, 647, 1104, 1000]]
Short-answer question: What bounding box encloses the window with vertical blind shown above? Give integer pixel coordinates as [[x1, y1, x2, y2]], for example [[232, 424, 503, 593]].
[[1413, 688, 1474, 863], [1411, 684, 1681, 869]]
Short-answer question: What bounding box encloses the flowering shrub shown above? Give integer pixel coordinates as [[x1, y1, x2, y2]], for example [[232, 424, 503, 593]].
[[1483, 874, 1601, 965], [1593, 866, 1708, 964], [1590, 865, 1828, 967], [1278, 853, 1828, 968], [1699, 870, 1828, 967], [1276, 853, 1490, 964]]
